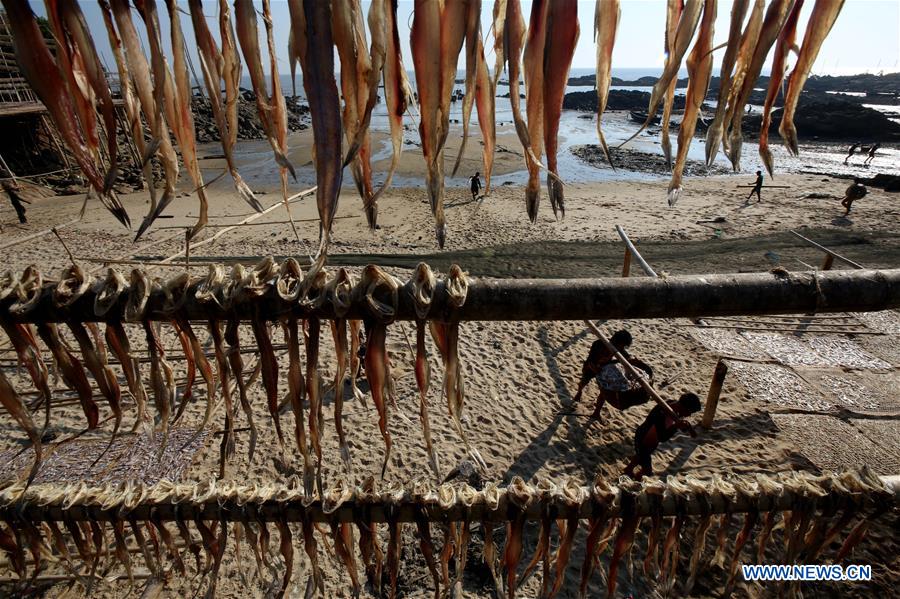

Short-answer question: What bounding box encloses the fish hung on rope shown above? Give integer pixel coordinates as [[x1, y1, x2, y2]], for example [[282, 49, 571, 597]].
[[622, 0, 701, 143], [452, 0, 496, 197], [523, 0, 579, 221], [234, 0, 301, 242], [410, 0, 468, 248], [107, 0, 180, 240], [759, 0, 805, 177], [594, 0, 620, 168], [724, 0, 797, 172], [667, 0, 716, 206], [332, 0, 378, 228], [187, 0, 263, 214], [779, 0, 846, 156], [704, 0, 751, 166], [2, 0, 130, 228], [369, 0, 416, 212], [288, 0, 344, 256], [660, 0, 685, 172]]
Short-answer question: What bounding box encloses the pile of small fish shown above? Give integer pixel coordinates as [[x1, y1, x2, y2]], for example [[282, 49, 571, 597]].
[[0, 260, 479, 489], [3, 1, 845, 248], [615, 0, 845, 206], [0, 467, 891, 597]]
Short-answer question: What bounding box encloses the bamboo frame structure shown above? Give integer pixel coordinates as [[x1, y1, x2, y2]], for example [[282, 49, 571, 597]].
[[1, 470, 897, 524], [3, 268, 899, 324]]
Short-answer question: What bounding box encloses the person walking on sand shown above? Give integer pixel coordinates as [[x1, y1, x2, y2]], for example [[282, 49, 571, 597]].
[[2, 181, 27, 224], [572, 329, 656, 421], [747, 170, 763, 202], [841, 178, 867, 215], [863, 143, 880, 166], [469, 171, 482, 202], [623, 393, 701, 480], [844, 142, 861, 165]]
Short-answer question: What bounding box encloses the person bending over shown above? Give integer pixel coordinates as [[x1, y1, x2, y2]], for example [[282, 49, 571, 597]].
[[573, 329, 654, 420], [841, 178, 867, 215], [624, 392, 702, 480]]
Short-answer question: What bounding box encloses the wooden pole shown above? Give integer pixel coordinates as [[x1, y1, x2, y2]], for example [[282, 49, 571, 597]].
[[615, 225, 657, 277], [583, 319, 679, 419], [701, 359, 729, 428], [621, 248, 632, 277], [790, 230, 865, 270], [3, 269, 900, 324]]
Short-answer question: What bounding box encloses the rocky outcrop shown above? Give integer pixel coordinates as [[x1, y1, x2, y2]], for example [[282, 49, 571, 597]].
[[562, 89, 689, 112], [191, 91, 310, 143], [742, 97, 900, 142]]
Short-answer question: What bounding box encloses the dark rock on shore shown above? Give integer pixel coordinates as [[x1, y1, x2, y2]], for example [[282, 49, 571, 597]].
[[563, 89, 692, 112], [571, 144, 731, 176], [191, 92, 310, 143], [742, 97, 900, 142]]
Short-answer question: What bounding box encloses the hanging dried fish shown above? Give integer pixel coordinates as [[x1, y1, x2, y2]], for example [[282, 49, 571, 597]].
[[594, 0, 620, 167], [410, 0, 462, 247], [410, 263, 440, 479], [726, 0, 796, 171], [37, 322, 98, 429], [667, 0, 716, 206], [779, 0, 846, 155], [328, 267, 355, 473], [522, 0, 548, 222], [360, 265, 399, 477], [451, 0, 485, 179], [624, 0, 703, 147], [720, 0, 765, 161], [333, 0, 377, 227], [413, 503, 441, 599], [234, 0, 300, 241], [705, 0, 750, 165], [520, 481, 556, 597], [504, 477, 533, 597], [224, 319, 257, 461], [187, 0, 262, 213], [606, 486, 639, 598], [288, 0, 343, 254], [548, 481, 584, 598], [683, 479, 714, 594], [759, 0, 804, 176], [0, 370, 42, 483], [659, 0, 684, 172], [370, 0, 415, 207], [3, 0, 129, 227]]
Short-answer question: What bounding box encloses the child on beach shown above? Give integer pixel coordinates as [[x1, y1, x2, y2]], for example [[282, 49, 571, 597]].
[[841, 178, 868, 215], [469, 172, 482, 201], [747, 170, 763, 202], [624, 393, 702, 480], [573, 329, 655, 420]]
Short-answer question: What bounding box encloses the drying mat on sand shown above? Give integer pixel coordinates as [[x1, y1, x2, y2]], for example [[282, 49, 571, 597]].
[[802, 370, 900, 415], [688, 327, 769, 360], [772, 414, 898, 475], [852, 310, 900, 335], [729, 361, 834, 411], [0, 428, 208, 485], [741, 332, 891, 369], [850, 419, 900, 474]]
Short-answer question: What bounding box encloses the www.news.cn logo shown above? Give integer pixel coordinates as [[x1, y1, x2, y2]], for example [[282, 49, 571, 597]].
[[742, 564, 872, 582]]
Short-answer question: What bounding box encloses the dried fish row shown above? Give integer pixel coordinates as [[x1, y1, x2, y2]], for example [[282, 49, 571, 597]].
[[0, 260, 490, 484], [0, 469, 893, 595]]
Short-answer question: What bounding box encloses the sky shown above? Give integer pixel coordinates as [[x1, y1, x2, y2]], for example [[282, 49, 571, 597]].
[[27, 1, 900, 78]]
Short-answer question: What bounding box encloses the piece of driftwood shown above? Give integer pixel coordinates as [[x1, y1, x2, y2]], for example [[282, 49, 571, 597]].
[[3, 268, 898, 324], [0, 218, 79, 252]]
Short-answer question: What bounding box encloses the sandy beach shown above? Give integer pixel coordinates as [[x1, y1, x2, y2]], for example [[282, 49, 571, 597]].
[[1, 110, 899, 598]]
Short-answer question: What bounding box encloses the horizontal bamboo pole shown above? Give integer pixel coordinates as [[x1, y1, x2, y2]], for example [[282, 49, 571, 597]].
[[2, 268, 899, 324], [1, 473, 897, 524]]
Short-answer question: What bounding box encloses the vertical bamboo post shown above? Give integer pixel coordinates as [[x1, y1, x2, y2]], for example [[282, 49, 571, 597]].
[[821, 253, 835, 271], [702, 359, 729, 428], [622, 248, 632, 277]]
